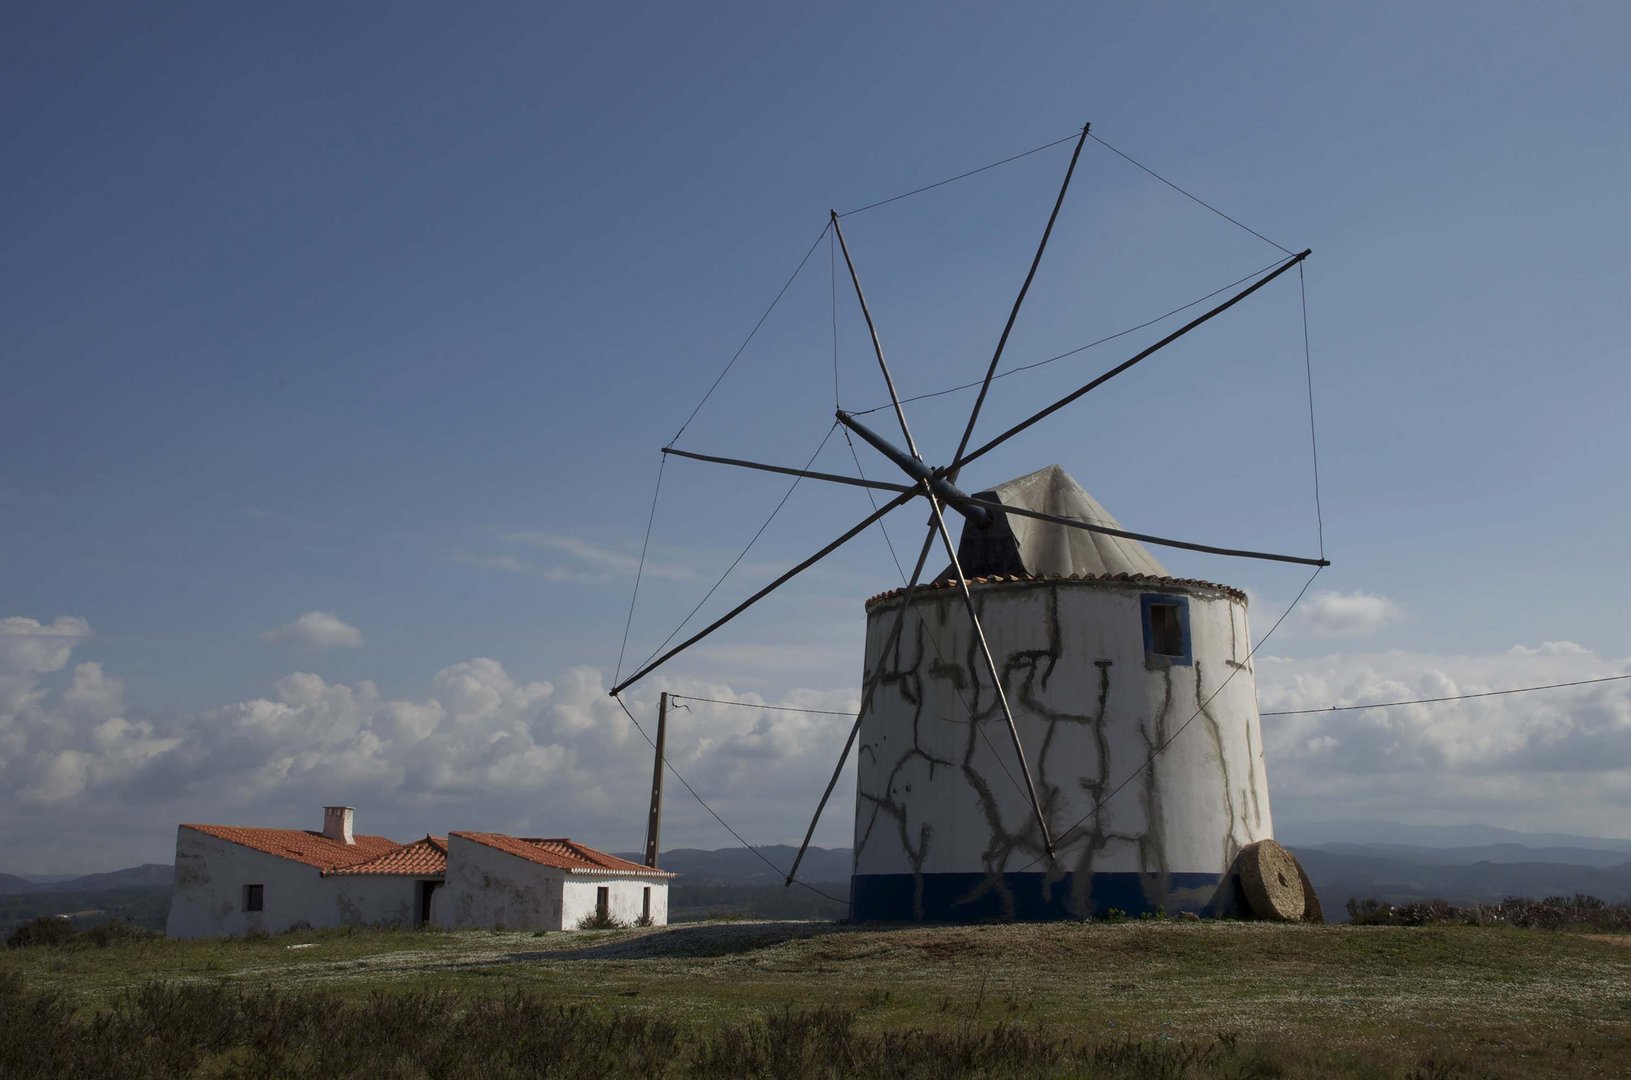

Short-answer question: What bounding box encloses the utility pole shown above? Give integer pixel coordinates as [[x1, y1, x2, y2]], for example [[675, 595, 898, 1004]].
[[643, 692, 668, 868]]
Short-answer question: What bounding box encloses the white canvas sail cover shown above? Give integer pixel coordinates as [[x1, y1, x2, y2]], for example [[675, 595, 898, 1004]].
[[944, 464, 1169, 580]]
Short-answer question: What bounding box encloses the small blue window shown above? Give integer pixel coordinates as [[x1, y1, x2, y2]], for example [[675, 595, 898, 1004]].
[[1141, 594, 1192, 666]]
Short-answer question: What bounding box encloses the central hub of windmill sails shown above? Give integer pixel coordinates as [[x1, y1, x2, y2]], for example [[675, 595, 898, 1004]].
[[835, 411, 992, 528]]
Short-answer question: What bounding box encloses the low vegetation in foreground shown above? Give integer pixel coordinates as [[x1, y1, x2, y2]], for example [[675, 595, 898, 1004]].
[[3, 916, 1629, 1078]]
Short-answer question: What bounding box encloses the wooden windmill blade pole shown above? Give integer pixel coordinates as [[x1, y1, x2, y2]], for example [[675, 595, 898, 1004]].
[[785, 524, 941, 888], [948, 122, 1091, 483], [662, 446, 914, 496], [923, 490, 1058, 859], [966, 497, 1330, 568], [837, 410, 990, 526], [831, 210, 922, 459], [608, 485, 922, 696], [951, 249, 1311, 476]]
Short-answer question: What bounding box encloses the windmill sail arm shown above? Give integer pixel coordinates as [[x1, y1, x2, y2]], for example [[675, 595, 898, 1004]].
[[785, 524, 940, 887], [662, 446, 913, 496], [951, 248, 1311, 475], [924, 493, 1056, 857], [967, 497, 1329, 568], [609, 485, 922, 696], [832, 211, 921, 458], [949, 122, 1091, 482]]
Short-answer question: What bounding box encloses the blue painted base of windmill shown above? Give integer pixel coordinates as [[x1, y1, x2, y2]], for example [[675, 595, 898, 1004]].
[[849, 871, 1240, 922]]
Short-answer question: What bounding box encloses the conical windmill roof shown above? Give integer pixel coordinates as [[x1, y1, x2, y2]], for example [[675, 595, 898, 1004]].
[[944, 464, 1170, 580]]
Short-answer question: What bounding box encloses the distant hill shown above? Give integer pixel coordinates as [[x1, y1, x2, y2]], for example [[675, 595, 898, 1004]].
[[35, 864, 173, 892], [1277, 819, 1631, 854], [0, 872, 38, 896], [7, 827, 1631, 934], [1305, 841, 1631, 869], [1290, 847, 1631, 912]]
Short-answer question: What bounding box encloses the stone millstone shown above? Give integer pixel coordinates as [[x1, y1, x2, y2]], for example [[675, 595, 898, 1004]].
[[1236, 840, 1306, 922], [1293, 855, 1324, 923]]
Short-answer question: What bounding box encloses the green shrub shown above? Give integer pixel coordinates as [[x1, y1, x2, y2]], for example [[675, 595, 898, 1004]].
[[576, 908, 628, 930], [5, 917, 76, 949], [1345, 894, 1631, 930]]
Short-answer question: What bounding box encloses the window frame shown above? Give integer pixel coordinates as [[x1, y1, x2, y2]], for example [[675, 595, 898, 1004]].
[[243, 883, 265, 912], [1140, 593, 1193, 667]]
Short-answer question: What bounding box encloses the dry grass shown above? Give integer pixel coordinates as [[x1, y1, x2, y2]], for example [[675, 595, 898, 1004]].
[[5, 919, 1630, 1076]]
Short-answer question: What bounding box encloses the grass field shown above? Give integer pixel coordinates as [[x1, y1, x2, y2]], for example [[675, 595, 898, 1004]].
[[4, 919, 1630, 1077]]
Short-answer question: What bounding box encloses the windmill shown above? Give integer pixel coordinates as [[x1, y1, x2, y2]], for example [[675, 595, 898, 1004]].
[[612, 123, 1328, 920]]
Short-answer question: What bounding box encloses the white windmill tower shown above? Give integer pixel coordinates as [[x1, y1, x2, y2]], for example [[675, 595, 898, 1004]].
[[613, 123, 1325, 921]]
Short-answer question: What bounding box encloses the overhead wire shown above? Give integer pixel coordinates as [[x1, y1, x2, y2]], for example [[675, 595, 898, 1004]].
[[669, 694, 855, 717], [850, 256, 1289, 416], [839, 131, 1082, 218], [668, 222, 832, 447], [1260, 673, 1631, 717], [615, 453, 668, 685], [1088, 132, 1294, 256], [1299, 263, 1325, 559], [635, 423, 841, 675], [612, 694, 850, 906]]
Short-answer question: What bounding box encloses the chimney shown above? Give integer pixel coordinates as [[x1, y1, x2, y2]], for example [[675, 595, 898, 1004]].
[[322, 805, 355, 845]]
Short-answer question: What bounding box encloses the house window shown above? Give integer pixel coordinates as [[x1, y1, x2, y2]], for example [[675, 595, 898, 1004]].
[[244, 883, 265, 912], [596, 886, 610, 920], [1141, 594, 1192, 666]]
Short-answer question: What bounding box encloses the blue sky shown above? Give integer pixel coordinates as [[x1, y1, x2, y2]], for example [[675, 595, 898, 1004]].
[[4, 2, 1629, 870]]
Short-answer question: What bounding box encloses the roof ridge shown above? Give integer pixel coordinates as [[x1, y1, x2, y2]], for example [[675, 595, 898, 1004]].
[[450, 832, 674, 877]]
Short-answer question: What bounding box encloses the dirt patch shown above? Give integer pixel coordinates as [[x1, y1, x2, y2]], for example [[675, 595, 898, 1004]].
[[1583, 934, 1631, 949]]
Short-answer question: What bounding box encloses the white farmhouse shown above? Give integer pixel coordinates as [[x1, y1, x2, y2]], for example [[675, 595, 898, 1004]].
[[435, 832, 674, 931], [166, 806, 446, 939], [166, 806, 674, 938]]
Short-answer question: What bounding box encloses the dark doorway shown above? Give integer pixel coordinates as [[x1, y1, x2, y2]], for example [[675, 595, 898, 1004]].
[[417, 881, 441, 927], [596, 886, 610, 921]]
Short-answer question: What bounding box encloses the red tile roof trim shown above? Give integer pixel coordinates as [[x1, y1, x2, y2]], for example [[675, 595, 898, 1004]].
[[181, 825, 447, 877], [452, 832, 675, 877], [327, 836, 447, 877]]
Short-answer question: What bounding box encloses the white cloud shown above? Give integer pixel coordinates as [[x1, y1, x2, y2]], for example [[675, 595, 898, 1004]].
[[1298, 590, 1401, 638], [261, 611, 365, 650], [1257, 643, 1631, 832], [501, 532, 694, 582], [0, 613, 862, 872], [6, 608, 1630, 874]]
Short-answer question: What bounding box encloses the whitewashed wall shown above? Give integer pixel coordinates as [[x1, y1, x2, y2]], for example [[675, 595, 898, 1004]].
[[561, 876, 667, 927], [165, 827, 425, 938], [434, 834, 567, 930], [853, 578, 1271, 918], [433, 835, 669, 930]]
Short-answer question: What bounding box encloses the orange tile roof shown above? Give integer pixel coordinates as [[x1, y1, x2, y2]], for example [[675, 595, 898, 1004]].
[[327, 836, 447, 877], [181, 825, 405, 873], [452, 832, 675, 877]]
